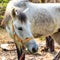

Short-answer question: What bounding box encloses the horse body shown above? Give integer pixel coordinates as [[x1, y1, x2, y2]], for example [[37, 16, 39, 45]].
[[24, 2, 60, 45], [2, 0, 60, 50], [6, 2, 60, 37], [25, 3, 60, 37]]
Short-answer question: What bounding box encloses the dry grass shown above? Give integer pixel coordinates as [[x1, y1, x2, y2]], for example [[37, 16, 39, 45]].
[[0, 28, 60, 60]]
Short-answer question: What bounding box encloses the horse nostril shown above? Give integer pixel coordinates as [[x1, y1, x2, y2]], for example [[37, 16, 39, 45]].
[[32, 48, 37, 53]]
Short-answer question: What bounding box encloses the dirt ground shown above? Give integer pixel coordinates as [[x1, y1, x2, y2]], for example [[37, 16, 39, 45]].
[[0, 28, 60, 60]]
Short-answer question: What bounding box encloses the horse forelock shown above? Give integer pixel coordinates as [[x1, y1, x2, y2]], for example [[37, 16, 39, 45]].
[[17, 12, 27, 23]]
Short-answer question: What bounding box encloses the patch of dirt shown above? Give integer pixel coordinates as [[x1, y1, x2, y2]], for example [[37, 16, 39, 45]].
[[0, 28, 60, 60]]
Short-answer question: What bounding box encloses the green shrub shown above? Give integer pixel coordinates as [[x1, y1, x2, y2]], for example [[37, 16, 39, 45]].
[[0, 3, 7, 7], [0, 0, 9, 3], [0, 0, 2, 3], [0, 15, 4, 19], [0, 3, 7, 21], [3, 0, 9, 3]]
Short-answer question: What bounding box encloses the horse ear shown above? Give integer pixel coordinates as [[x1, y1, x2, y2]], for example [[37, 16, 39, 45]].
[[12, 8, 16, 17], [12, 8, 19, 18], [23, 8, 29, 13]]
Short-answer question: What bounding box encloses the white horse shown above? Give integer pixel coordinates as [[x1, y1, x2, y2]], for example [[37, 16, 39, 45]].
[[22, 1, 60, 45], [1, 0, 60, 59], [1, 0, 38, 59], [9, 0, 60, 45]]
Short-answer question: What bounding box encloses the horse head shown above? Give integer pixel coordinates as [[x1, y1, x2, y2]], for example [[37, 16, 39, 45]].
[[2, 7, 38, 54]]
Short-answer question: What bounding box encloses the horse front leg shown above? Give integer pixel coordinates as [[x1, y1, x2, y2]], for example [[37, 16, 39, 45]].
[[15, 43, 25, 60]]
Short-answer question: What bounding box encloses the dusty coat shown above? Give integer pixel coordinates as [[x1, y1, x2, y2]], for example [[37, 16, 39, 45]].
[[3, 0, 60, 45], [24, 3, 60, 44]]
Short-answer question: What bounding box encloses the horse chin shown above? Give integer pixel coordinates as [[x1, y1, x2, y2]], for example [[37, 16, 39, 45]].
[[28, 49, 37, 54], [28, 47, 38, 54]]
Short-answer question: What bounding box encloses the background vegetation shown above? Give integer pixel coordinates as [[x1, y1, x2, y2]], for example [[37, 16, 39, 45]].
[[0, 0, 9, 26]]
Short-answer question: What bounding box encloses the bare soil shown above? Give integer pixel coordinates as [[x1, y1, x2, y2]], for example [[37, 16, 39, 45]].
[[0, 28, 60, 60]]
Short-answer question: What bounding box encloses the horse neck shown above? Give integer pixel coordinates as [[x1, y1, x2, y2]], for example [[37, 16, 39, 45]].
[[25, 2, 38, 21]]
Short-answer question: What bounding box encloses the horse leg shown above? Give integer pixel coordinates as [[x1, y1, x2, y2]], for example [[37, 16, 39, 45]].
[[52, 32, 60, 45], [15, 44, 25, 60], [42, 36, 54, 52], [46, 36, 54, 52]]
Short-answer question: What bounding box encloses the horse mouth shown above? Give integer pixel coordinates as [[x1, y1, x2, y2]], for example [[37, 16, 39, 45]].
[[27, 48, 38, 54]]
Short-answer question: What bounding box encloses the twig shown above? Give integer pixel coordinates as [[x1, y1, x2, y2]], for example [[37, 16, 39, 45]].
[[53, 51, 60, 60]]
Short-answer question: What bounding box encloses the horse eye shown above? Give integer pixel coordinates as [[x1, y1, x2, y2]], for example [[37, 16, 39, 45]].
[[18, 27, 23, 30]]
